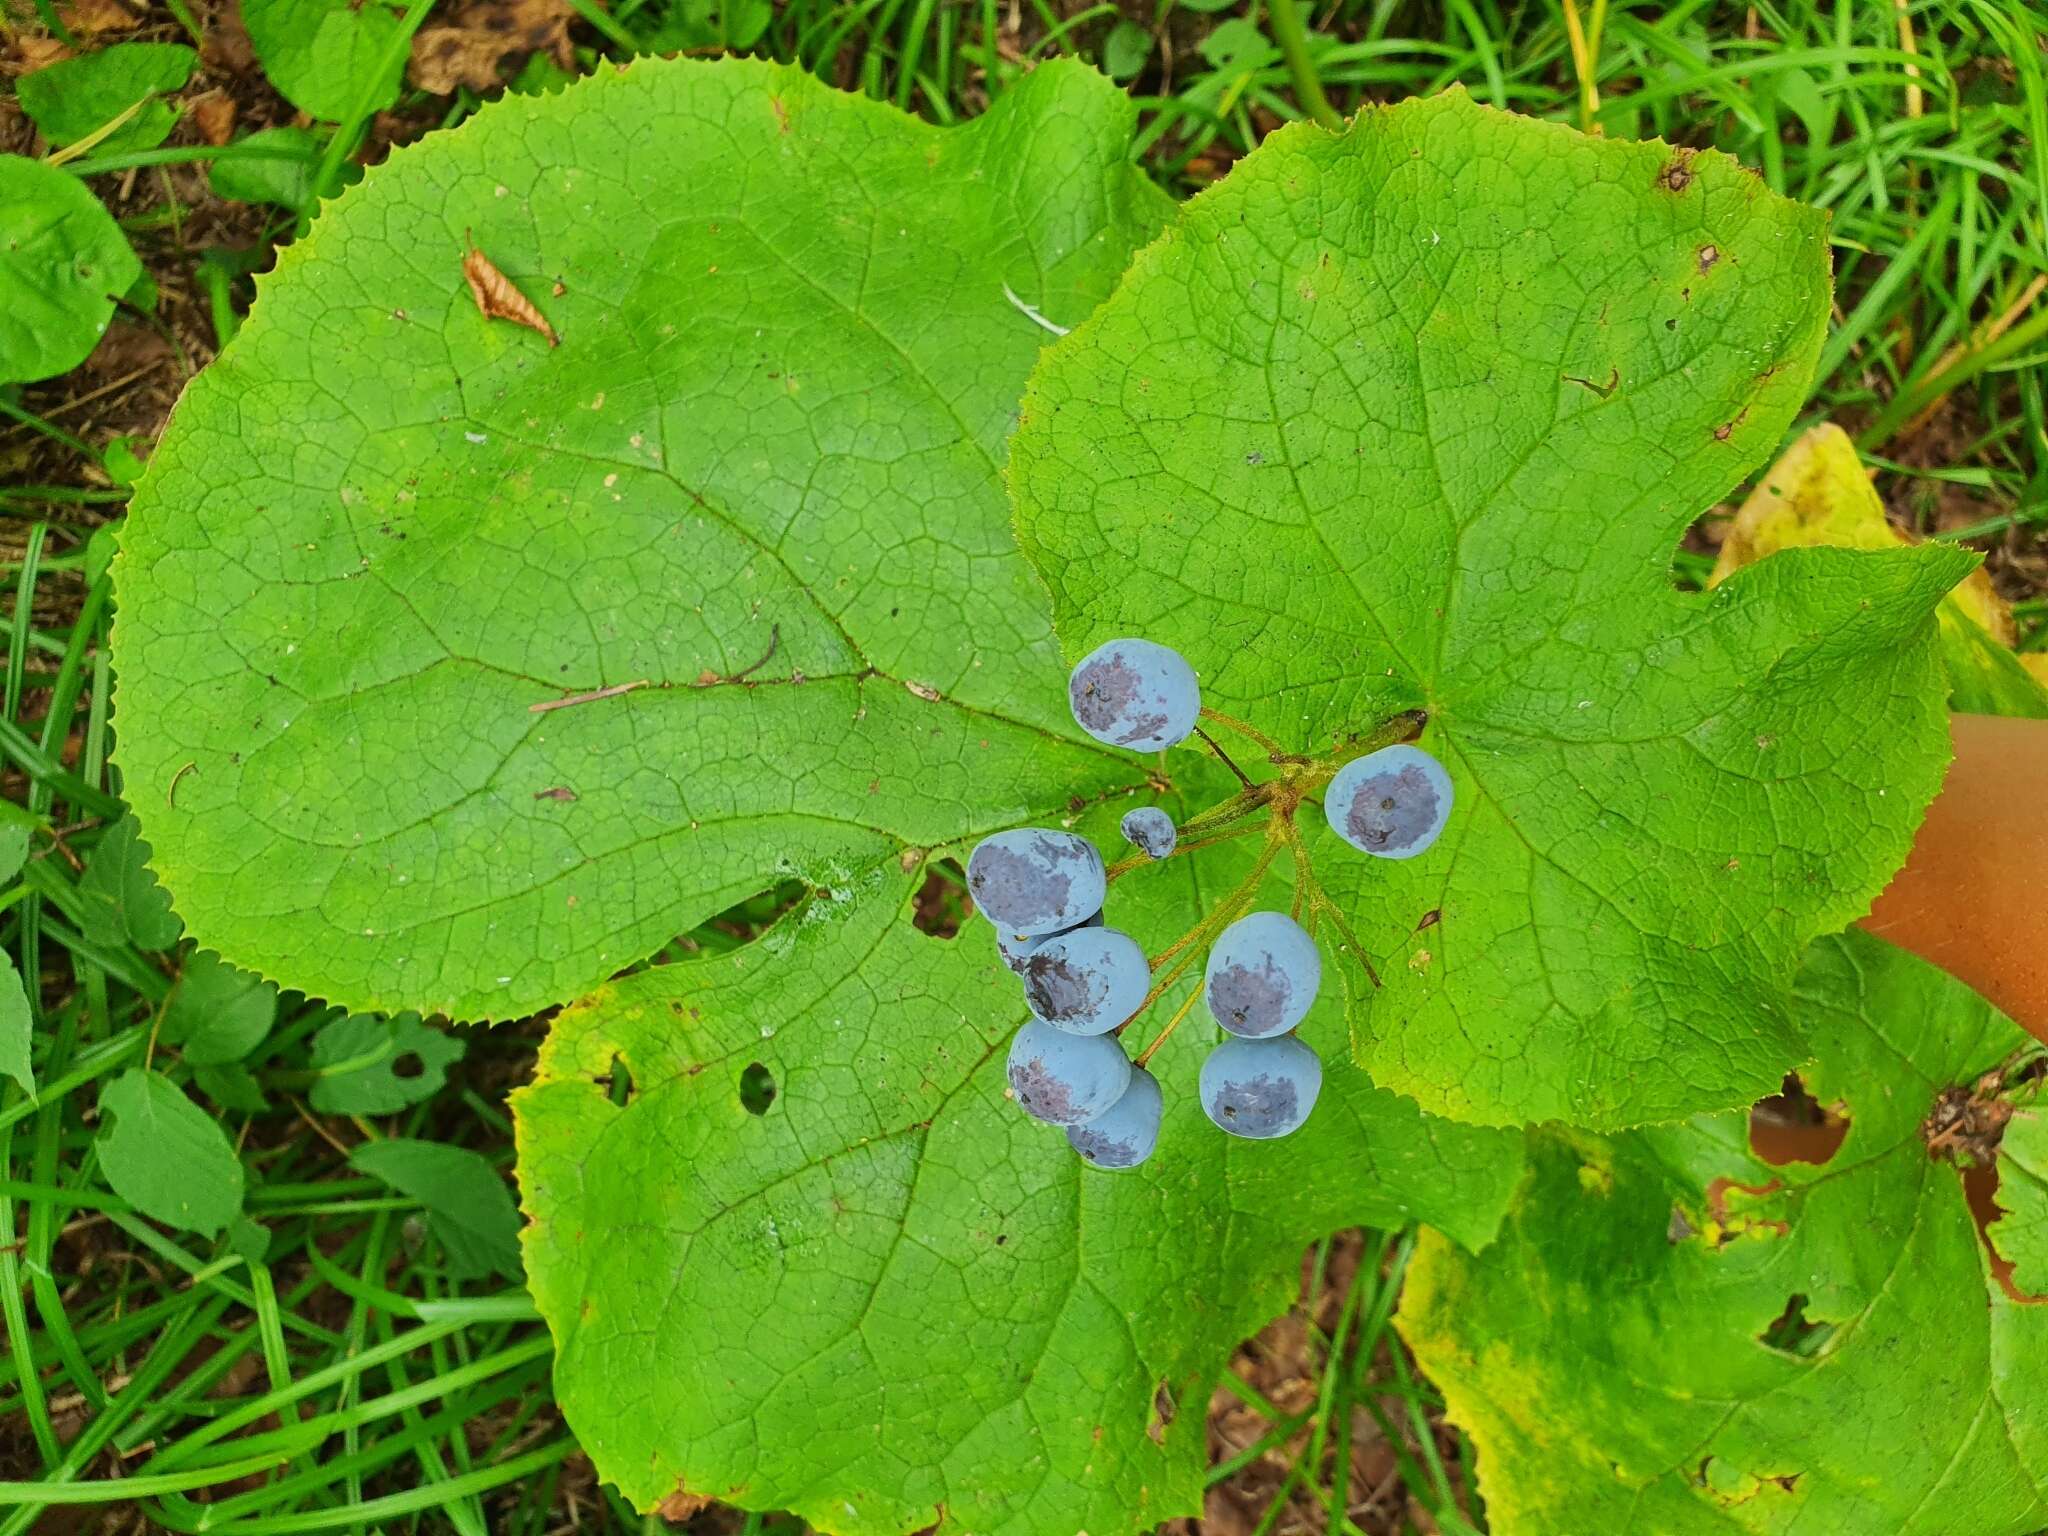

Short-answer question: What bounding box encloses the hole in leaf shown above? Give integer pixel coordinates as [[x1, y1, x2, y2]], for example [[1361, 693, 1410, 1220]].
[[595, 1052, 635, 1108], [1756, 1293, 1834, 1358], [911, 858, 970, 938], [1956, 1159, 2048, 1306], [739, 1061, 776, 1116], [1146, 1379, 1175, 1446], [1748, 1073, 1849, 1167], [658, 880, 807, 962], [391, 1051, 425, 1080]]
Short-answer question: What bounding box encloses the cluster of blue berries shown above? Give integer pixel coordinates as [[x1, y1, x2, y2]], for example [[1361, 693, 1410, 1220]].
[[968, 639, 1453, 1171]]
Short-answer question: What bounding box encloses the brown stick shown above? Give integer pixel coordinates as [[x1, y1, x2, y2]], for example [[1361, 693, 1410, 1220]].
[[529, 679, 650, 714]]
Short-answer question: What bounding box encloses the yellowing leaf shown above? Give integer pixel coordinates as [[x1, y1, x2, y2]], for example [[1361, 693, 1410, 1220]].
[[1712, 423, 2048, 717]]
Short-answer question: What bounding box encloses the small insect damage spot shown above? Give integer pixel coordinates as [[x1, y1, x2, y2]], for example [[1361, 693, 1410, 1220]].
[[1147, 1380, 1177, 1445], [1757, 1292, 1835, 1358], [1695, 1176, 1788, 1247], [739, 1061, 776, 1116], [1922, 1064, 2031, 1163], [1698, 243, 1720, 272], [1563, 365, 1621, 399], [911, 858, 970, 939], [533, 785, 577, 802], [1749, 1073, 1850, 1168], [1696, 1454, 1803, 1505], [1659, 153, 1697, 193], [655, 1481, 714, 1521], [594, 1052, 635, 1107]]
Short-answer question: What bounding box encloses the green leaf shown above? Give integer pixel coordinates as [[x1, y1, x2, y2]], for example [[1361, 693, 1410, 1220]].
[[517, 842, 1525, 1534], [78, 813, 182, 953], [1101, 18, 1152, 80], [114, 57, 1174, 1019], [0, 824, 28, 886], [0, 952, 32, 1098], [161, 950, 280, 1066], [15, 42, 196, 155], [193, 1060, 268, 1113], [307, 1013, 463, 1115], [96, 1067, 245, 1237], [352, 1137, 522, 1280], [208, 126, 327, 214], [228, 1212, 272, 1264], [1010, 92, 1971, 1128], [0, 153, 142, 385], [1989, 1081, 2048, 1297], [640, 0, 773, 52], [1709, 422, 2048, 719], [1399, 930, 2048, 1534], [1941, 608, 2048, 718], [241, 0, 409, 121]]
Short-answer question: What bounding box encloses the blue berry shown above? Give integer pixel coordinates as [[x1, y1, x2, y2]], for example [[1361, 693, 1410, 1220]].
[[1008, 1021, 1131, 1126], [968, 829, 1106, 937], [1067, 1068, 1162, 1169], [994, 909, 1101, 974], [1021, 926, 1148, 1035], [1324, 744, 1453, 860], [1069, 639, 1200, 752], [1199, 1035, 1322, 1139], [1204, 911, 1320, 1038], [1120, 806, 1177, 860]]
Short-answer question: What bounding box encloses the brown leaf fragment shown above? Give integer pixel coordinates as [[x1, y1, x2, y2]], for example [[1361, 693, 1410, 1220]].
[[189, 90, 237, 146], [533, 786, 577, 802], [409, 0, 575, 95], [654, 1484, 712, 1521], [462, 232, 558, 347], [11, 35, 71, 71], [58, 0, 138, 34]]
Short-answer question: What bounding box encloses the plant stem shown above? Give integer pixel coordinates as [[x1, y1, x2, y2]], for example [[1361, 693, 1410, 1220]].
[[1176, 781, 1274, 839], [1194, 725, 1253, 788], [1278, 816, 1383, 988], [1266, 0, 1343, 132], [1198, 705, 1288, 758], [1105, 818, 1268, 882]]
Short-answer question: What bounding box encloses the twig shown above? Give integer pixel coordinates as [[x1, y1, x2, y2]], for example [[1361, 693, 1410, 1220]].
[[1134, 985, 1207, 1069], [1198, 705, 1288, 758], [1001, 283, 1070, 337], [529, 679, 650, 714], [724, 624, 781, 684], [1194, 726, 1253, 789]]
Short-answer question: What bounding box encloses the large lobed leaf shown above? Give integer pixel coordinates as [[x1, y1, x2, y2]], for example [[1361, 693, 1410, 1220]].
[[113, 57, 1169, 1020], [115, 61, 1525, 1531], [1010, 91, 1973, 1128], [516, 813, 1524, 1535], [1400, 930, 2048, 1534]]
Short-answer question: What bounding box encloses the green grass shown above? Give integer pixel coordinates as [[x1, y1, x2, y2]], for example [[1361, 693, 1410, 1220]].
[[3, 0, 2045, 1529]]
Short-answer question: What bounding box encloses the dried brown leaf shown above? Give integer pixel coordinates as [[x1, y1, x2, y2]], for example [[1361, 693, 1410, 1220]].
[[462, 233, 558, 347], [190, 90, 237, 146], [409, 0, 573, 95], [58, 0, 138, 34]]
